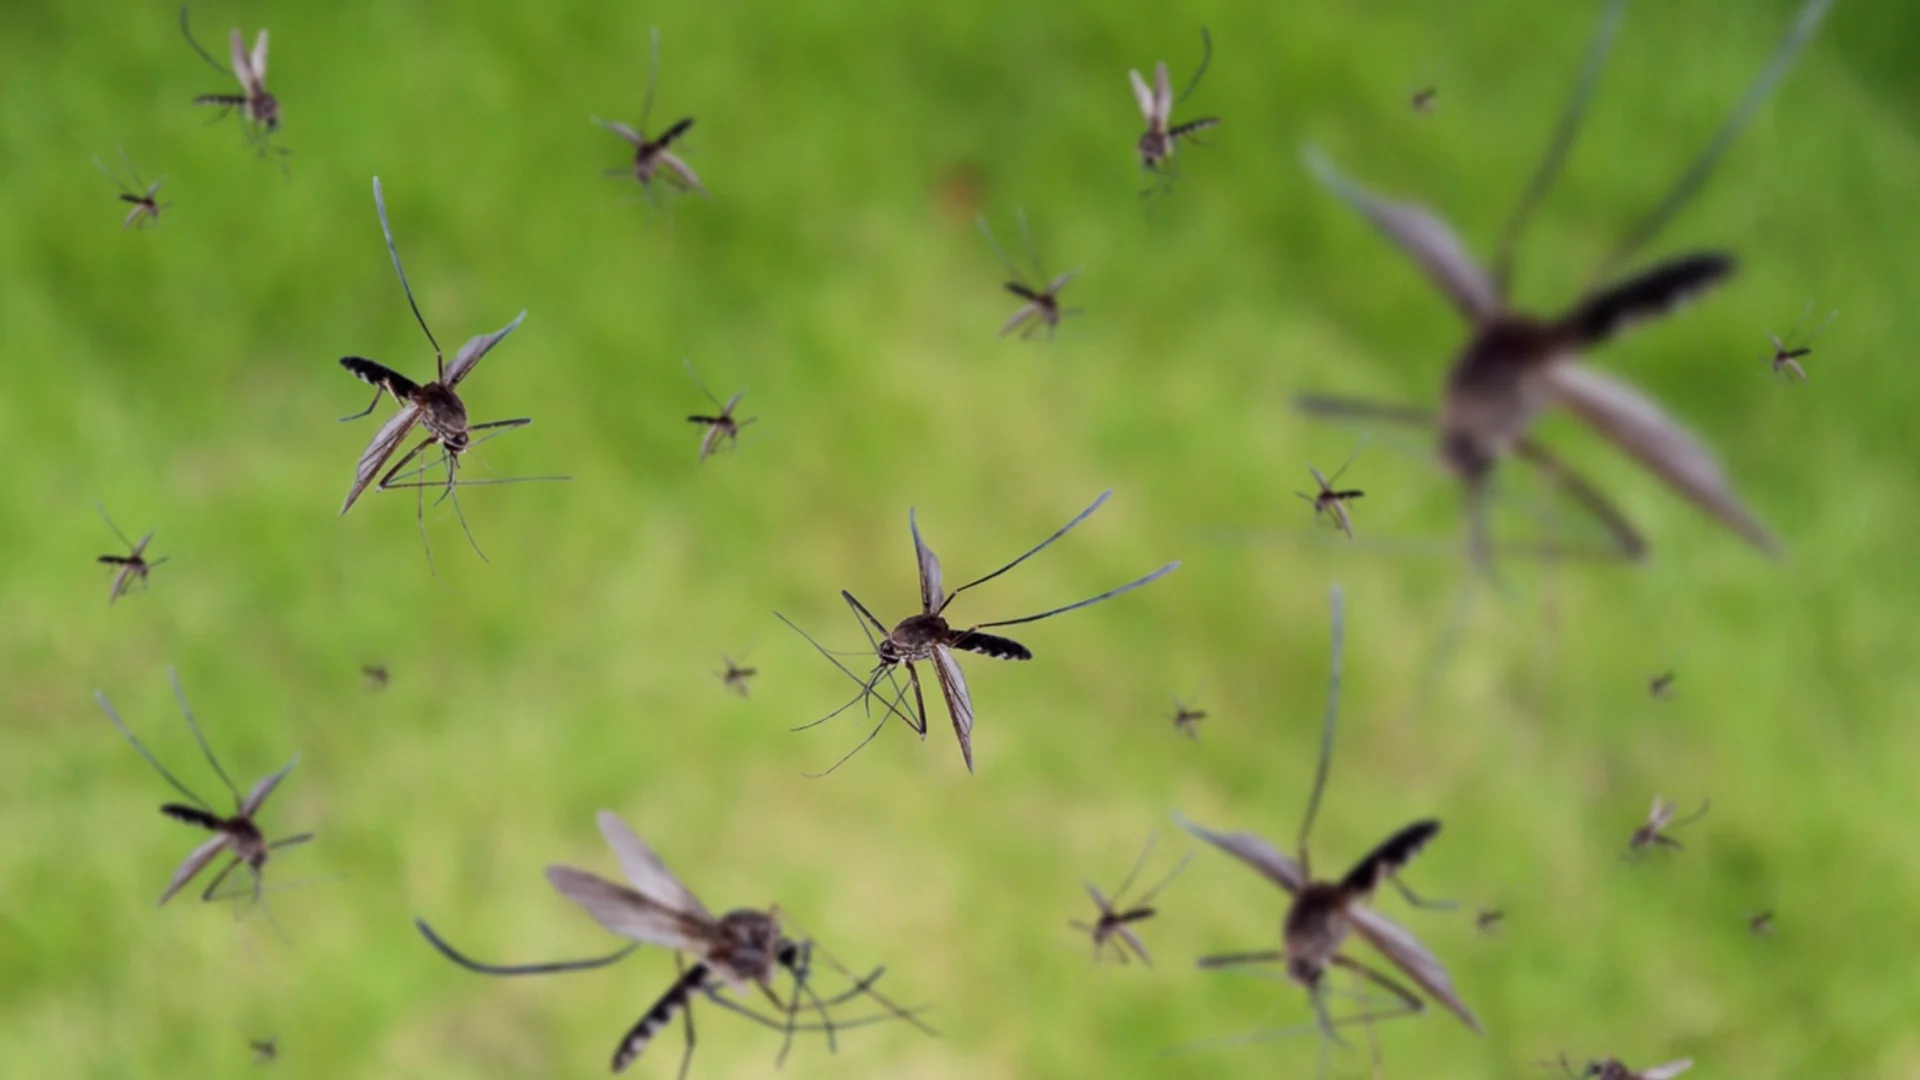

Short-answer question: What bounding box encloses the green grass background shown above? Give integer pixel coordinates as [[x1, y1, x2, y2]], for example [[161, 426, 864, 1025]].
[[4, 0, 1918, 1076]]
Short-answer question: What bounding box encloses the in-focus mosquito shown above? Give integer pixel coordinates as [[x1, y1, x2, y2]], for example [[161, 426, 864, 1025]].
[[362, 664, 390, 691], [416, 810, 931, 1077], [96, 504, 167, 605], [93, 148, 169, 229], [249, 1037, 278, 1065], [684, 360, 754, 462], [1175, 585, 1480, 1073], [1068, 834, 1193, 966], [977, 211, 1083, 342], [1130, 28, 1219, 177], [1625, 795, 1709, 856], [93, 669, 312, 909], [1295, 0, 1836, 562], [779, 490, 1178, 775], [180, 8, 283, 151], [336, 177, 564, 567], [595, 28, 705, 200], [1763, 299, 1836, 382], [719, 653, 758, 698], [1297, 442, 1366, 540], [1546, 1052, 1692, 1080], [1170, 695, 1206, 740], [1647, 671, 1675, 699]]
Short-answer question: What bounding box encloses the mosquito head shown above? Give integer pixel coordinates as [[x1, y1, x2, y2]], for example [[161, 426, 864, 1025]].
[[253, 93, 280, 131]]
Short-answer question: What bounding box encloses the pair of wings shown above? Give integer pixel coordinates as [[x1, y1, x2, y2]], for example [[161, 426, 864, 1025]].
[[545, 810, 724, 960], [1080, 884, 1153, 965], [1129, 63, 1174, 128], [1175, 814, 1482, 1033], [1000, 273, 1078, 338], [158, 756, 300, 906], [230, 28, 268, 96]]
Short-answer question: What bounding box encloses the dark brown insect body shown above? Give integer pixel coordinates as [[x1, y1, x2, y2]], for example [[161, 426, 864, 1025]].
[[181, 11, 280, 137], [597, 29, 705, 199], [1130, 29, 1218, 173], [1763, 300, 1836, 382], [362, 663, 390, 690], [1412, 86, 1439, 112], [978, 212, 1082, 341], [249, 1037, 278, 1064], [1170, 697, 1206, 739], [1648, 671, 1675, 698], [96, 505, 167, 605], [1476, 908, 1504, 934], [93, 149, 168, 229], [720, 655, 758, 697], [684, 361, 754, 461], [1296, 443, 1366, 540], [1550, 1053, 1693, 1080], [1068, 835, 1191, 965], [1748, 910, 1775, 936]]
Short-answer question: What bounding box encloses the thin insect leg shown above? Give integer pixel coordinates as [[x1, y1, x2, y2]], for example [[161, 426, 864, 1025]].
[[167, 668, 242, 807], [841, 591, 891, 640], [673, 953, 697, 1080], [801, 708, 892, 778], [178, 6, 231, 76], [1196, 949, 1286, 968], [93, 691, 214, 811], [1296, 584, 1345, 878], [683, 357, 723, 410], [413, 918, 638, 975], [369, 178, 444, 369], [1396, 566, 1479, 729], [1388, 876, 1459, 910], [95, 503, 135, 550], [1111, 833, 1158, 904], [937, 489, 1114, 610], [773, 614, 915, 733], [1136, 848, 1196, 907], [444, 459, 492, 564], [338, 389, 385, 422], [198, 856, 245, 903], [1671, 799, 1712, 830], [1325, 433, 1369, 486], [1174, 26, 1214, 107], [975, 214, 1027, 286], [1016, 209, 1049, 285], [969, 560, 1179, 630]]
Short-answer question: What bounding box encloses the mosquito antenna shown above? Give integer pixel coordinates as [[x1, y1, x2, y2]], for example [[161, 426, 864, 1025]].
[[95, 502, 135, 550], [1595, 0, 1835, 282], [782, 923, 941, 1037], [369, 178, 444, 373], [969, 562, 1179, 630], [163, 667, 245, 809], [937, 490, 1113, 613], [841, 590, 891, 640], [1174, 27, 1214, 108], [683, 357, 723, 410], [975, 214, 1028, 286], [1295, 584, 1344, 877], [1136, 848, 1196, 907], [94, 690, 213, 811], [640, 26, 662, 133], [178, 7, 231, 76]]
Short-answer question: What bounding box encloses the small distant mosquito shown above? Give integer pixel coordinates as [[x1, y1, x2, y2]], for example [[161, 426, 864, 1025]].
[[337, 177, 564, 566], [249, 1037, 277, 1064], [779, 490, 1178, 774], [1648, 671, 1675, 699], [1748, 910, 1776, 936], [1547, 1052, 1692, 1080], [1130, 28, 1220, 176], [96, 504, 167, 606], [595, 28, 705, 200], [1176, 586, 1480, 1073], [362, 664, 390, 691], [416, 810, 931, 1077], [719, 653, 758, 698], [179, 9, 282, 146], [1763, 299, 1836, 382], [1068, 833, 1193, 966], [1625, 796, 1710, 855], [93, 669, 312, 909], [1411, 86, 1439, 112], [977, 211, 1083, 342], [1169, 696, 1206, 740], [1475, 908, 1504, 935], [92, 148, 169, 229], [684, 360, 754, 462], [1297, 442, 1366, 540]]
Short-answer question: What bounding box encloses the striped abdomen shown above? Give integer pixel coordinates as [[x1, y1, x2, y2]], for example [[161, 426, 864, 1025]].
[[611, 962, 711, 1073]]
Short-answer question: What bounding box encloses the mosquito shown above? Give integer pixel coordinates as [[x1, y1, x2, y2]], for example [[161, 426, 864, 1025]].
[[1130, 27, 1219, 175], [1763, 299, 1836, 382], [93, 669, 312, 910], [778, 489, 1178, 774], [1748, 909, 1776, 936], [1648, 671, 1675, 699], [977, 211, 1082, 342], [1295, 0, 1835, 562], [179, 9, 282, 146], [595, 28, 705, 200], [1296, 441, 1366, 540], [1411, 86, 1439, 113], [684, 360, 754, 462], [1175, 585, 1480, 1074], [1068, 834, 1193, 966], [92, 148, 169, 229], [336, 177, 564, 567], [1475, 908, 1504, 935], [719, 653, 758, 698], [96, 504, 167, 605], [1547, 1052, 1692, 1079], [1625, 795, 1710, 855], [362, 664, 390, 691], [415, 810, 932, 1077], [1170, 695, 1206, 740], [249, 1037, 277, 1064]]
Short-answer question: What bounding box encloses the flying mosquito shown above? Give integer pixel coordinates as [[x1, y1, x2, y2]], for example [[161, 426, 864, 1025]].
[[1475, 908, 1504, 935], [362, 664, 390, 691], [1412, 85, 1439, 113], [1748, 909, 1776, 936], [1130, 28, 1219, 176], [93, 669, 311, 909], [976, 211, 1082, 342], [336, 177, 564, 566], [1648, 671, 1675, 699], [1625, 795, 1709, 856], [1175, 585, 1480, 1074], [1295, 0, 1836, 562], [1068, 834, 1193, 966], [1170, 695, 1206, 740], [96, 504, 167, 605], [179, 9, 281, 145], [778, 490, 1178, 774], [719, 653, 758, 698], [1547, 1052, 1692, 1080], [1763, 299, 1837, 382], [684, 360, 754, 462], [92, 148, 169, 229], [1297, 442, 1366, 540], [415, 810, 931, 1077], [249, 1037, 278, 1064], [595, 28, 705, 199]]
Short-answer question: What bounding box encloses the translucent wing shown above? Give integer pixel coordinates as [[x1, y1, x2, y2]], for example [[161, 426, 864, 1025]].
[[909, 507, 944, 613], [697, 423, 722, 462], [108, 562, 137, 604], [1153, 61, 1173, 121], [241, 757, 299, 817], [444, 310, 528, 388], [1047, 270, 1079, 295], [1129, 69, 1156, 123], [1642, 1061, 1694, 1080], [933, 645, 974, 773], [250, 29, 269, 84], [1116, 923, 1152, 966], [1173, 813, 1304, 895], [999, 303, 1040, 338], [1347, 903, 1482, 1033], [158, 835, 230, 907], [595, 810, 712, 920], [228, 28, 258, 95], [594, 117, 646, 146], [658, 151, 706, 197], [340, 404, 423, 514], [545, 865, 712, 951]]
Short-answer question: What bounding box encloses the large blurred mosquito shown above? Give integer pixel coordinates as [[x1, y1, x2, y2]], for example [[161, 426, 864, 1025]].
[[977, 211, 1082, 342], [1297, 442, 1366, 540], [179, 9, 282, 150], [1295, 0, 1836, 562], [336, 177, 564, 566], [92, 148, 169, 229], [1546, 1052, 1692, 1080], [1130, 28, 1219, 177], [93, 669, 311, 910], [96, 504, 167, 605], [1763, 300, 1836, 382], [595, 28, 705, 200], [1170, 695, 1206, 740], [719, 652, 758, 698], [778, 490, 1178, 775], [1624, 795, 1709, 856], [684, 360, 753, 462], [415, 810, 930, 1077], [1175, 586, 1480, 1074], [1068, 834, 1192, 966]]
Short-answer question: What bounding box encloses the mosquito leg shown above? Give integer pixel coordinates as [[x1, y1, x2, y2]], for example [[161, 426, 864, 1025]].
[[167, 668, 242, 807], [1388, 876, 1459, 911], [1297, 584, 1345, 879], [445, 461, 492, 565], [675, 955, 696, 1080], [1196, 949, 1286, 968], [198, 856, 245, 904]]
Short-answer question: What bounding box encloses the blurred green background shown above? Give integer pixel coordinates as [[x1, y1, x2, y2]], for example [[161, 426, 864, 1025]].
[[4, 0, 1918, 1076]]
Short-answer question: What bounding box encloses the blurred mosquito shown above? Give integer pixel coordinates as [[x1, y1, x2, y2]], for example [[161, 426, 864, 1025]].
[[179, 8, 283, 153], [1546, 1052, 1692, 1080], [92, 148, 169, 229], [336, 177, 564, 568], [684, 360, 754, 462], [719, 653, 758, 698], [96, 504, 167, 605], [778, 490, 1178, 775], [362, 664, 390, 691], [1130, 28, 1219, 181], [415, 810, 931, 1077], [1297, 442, 1366, 540], [93, 669, 311, 910], [1175, 585, 1480, 1074], [1170, 695, 1206, 740], [1648, 671, 1675, 699], [1068, 834, 1193, 966], [1763, 300, 1836, 382], [596, 28, 705, 200], [977, 211, 1082, 342], [1412, 86, 1439, 113], [1295, 0, 1836, 564], [249, 1037, 277, 1064], [1475, 908, 1504, 935], [1625, 796, 1709, 856], [1748, 909, 1775, 936]]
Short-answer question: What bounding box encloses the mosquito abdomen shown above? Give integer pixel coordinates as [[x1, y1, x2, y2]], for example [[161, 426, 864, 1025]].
[[612, 962, 711, 1072], [950, 631, 1031, 661]]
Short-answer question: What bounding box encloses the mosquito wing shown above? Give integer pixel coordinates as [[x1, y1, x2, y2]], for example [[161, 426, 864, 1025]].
[[250, 29, 269, 85], [108, 562, 137, 604], [1153, 61, 1173, 123], [595, 810, 713, 921], [697, 422, 722, 462], [594, 117, 646, 146], [1648, 795, 1674, 829], [340, 404, 423, 514], [658, 151, 706, 196], [240, 756, 300, 817], [1129, 69, 1157, 125], [1115, 922, 1153, 966], [1047, 269, 1079, 295], [158, 834, 231, 907], [1347, 903, 1482, 1033], [1641, 1061, 1694, 1080], [1173, 813, 1304, 895], [932, 645, 975, 773], [999, 303, 1041, 338], [444, 310, 528, 388], [545, 865, 713, 952], [228, 28, 259, 95], [909, 507, 943, 613]]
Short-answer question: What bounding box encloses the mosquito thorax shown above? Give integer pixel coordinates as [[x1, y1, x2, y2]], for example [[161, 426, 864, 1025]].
[[254, 94, 280, 130], [714, 910, 783, 976], [887, 613, 951, 653]]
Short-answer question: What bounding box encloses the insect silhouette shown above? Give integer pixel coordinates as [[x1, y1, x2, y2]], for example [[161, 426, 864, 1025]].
[[361, 664, 390, 691], [719, 653, 758, 698], [1475, 908, 1505, 935], [1067, 834, 1193, 966], [1169, 695, 1207, 740], [1130, 28, 1219, 176], [93, 669, 312, 909], [336, 177, 564, 567], [1176, 585, 1480, 1074], [415, 810, 931, 1077], [1625, 796, 1710, 856], [96, 504, 167, 605], [179, 9, 282, 147], [1648, 671, 1675, 699], [1763, 299, 1837, 382], [92, 148, 169, 229], [1296, 442, 1367, 540], [1546, 1052, 1692, 1080], [1748, 909, 1776, 936], [1295, 0, 1836, 562], [977, 211, 1083, 342], [684, 360, 754, 462], [1411, 86, 1439, 113], [249, 1037, 277, 1064], [596, 28, 705, 200], [779, 490, 1178, 774]]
